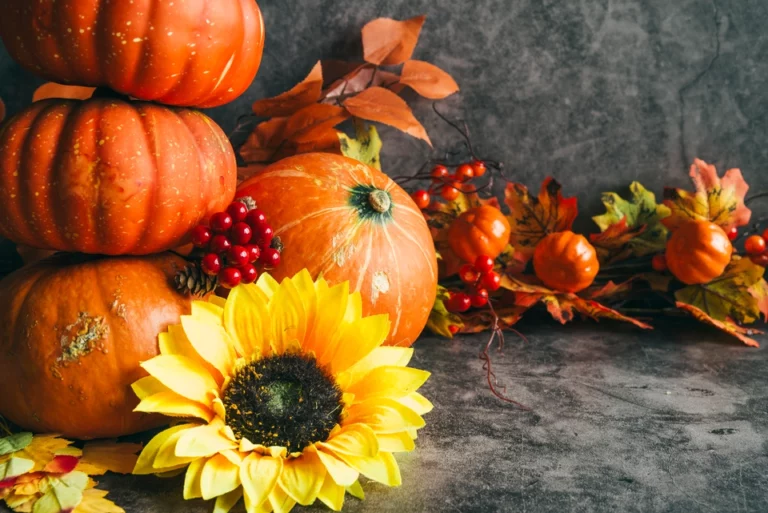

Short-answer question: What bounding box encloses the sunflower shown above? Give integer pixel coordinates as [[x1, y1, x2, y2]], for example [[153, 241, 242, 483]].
[[132, 270, 432, 513]]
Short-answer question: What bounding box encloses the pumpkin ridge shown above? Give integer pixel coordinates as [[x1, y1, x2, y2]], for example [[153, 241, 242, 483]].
[[160, 1, 207, 105], [133, 103, 162, 253], [390, 222, 437, 277], [273, 206, 353, 236], [128, 0, 158, 95], [381, 223, 403, 341], [317, 218, 365, 277], [175, 109, 213, 245], [45, 101, 80, 251], [353, 228, 375, 293]]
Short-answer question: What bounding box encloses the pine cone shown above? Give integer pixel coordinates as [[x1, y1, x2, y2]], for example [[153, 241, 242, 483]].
[[175, 264, 219, 297]]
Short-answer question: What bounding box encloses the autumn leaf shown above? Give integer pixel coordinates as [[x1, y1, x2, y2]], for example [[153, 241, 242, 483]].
[[589, 218, 646, 264], [323, 65, 402, 103], [362, 15, 426, 66], [33, 83, 95, 102], [282, 104, 349, 144], [676, 302, 762, 347], [636, 272, 673, 292], [504, 178, 578, 261], [32, 472, 88, 513], [73, 488, 124, 513], [663, 158, 751, 231], [42, 456, 79, 475], [0, 434, 33, 457], [338, 122, 383, 170], [75, 442, 141, 476], [344, 87, 431, 145], [426, 286, 463, 337], [585, 279, 636, 300], [675, 257, 763, 324], [400, 60, 459, 99], [459, 300, 528, 334], [748, 278, 768, 322], [12, 436, 77, 473], [239, 117, 290, 164], [0, 458, 35, 481], [252, 62, 323, 117]]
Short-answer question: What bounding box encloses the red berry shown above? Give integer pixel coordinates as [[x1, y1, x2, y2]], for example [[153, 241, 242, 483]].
[[227, 202, 249, 222], [762, 228, 768, 241], [430, 164, 450, 182], [727, 226, 739, 241], [446, 292, 471, 313], [230, 222, 253, 245], [228, 245, 250, 267], [260, 247, 281, 267], [190, 225, 212, 248], [240, 264, 259, 284], [201, 253, 221, 276], [448, 325, 460, 335], [441, 182, 461, 201], [218, 267, 242, 288], [652, 254, 667, 272], [481, 271, 501, 291], [209, 235, 231, 254], [245, 209, 268, 229], [474, 255, 494, 273], [256, 225, 274, 244], [471, 289, 489, 308], [455, 164, 474, 182], [411, 190, 431, 210], [745, 235, 766, 255], [471, 160, 487, 177], [459, 264, 480, 284], [750, 253, 768, 267], [246, 244, 261, 263], [210, 212, 233, 233]]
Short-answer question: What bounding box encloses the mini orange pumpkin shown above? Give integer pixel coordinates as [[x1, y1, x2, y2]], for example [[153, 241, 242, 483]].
[[448, 205, 511, 263], [533, 231, 599, 292], [666, 220, 732, 285]]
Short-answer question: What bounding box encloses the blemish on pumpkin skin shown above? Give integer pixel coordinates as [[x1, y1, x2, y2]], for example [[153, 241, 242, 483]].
[[370, 271, 390, 306], [56, 312, 108, 365]]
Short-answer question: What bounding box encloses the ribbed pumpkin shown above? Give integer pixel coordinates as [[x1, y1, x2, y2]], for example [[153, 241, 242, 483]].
[[533, 231, 599, 292], [0, 0, 265, 108], [0, 97, 237, 255], [448, 205, 511, 263], [237, 153, 438, 347], [666, 220, 732, 285], [0, 252, 192, 439]]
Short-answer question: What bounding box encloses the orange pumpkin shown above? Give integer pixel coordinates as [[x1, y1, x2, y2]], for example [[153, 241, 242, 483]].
[[0, 253, 192, 439], [237, 153, 438, 347], [533, 231, 599, 292], [0, 98, 237, 255], [0, 0, 265, 108], [448, 205, 511, 263], [666, 220, 732, 285]]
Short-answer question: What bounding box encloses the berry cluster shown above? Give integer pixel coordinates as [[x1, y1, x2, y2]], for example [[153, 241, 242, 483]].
[[744, 229, 768, 266], [444, 254, 501, 313], [190, 199, 281, 288], [410, 160, 487, 209]]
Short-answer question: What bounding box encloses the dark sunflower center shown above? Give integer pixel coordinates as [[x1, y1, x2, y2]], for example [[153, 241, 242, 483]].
[[349, 184, 394, 223], [222, 354, 343, 452]]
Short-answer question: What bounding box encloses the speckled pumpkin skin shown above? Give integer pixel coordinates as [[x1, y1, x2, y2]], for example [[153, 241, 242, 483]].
[[0, 253, 192, 439], [0, 0, 265, 108], [0, 98, 237, 255]]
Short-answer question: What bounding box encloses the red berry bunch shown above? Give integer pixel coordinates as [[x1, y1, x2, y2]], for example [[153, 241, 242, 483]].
[[191, 199, 282, 288], [410, 160, 488, 210], [444, 254, 501, 313], [745, 229, 768, 266]]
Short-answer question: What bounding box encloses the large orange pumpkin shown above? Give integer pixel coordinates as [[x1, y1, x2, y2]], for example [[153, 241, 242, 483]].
[[0, 252, 192, 439], [237, 153, 438, 347], [0, 98, 237, 255], [666, 220, 732, 285], [448, 205, 511, 263], [533, 231, 599, 292], [0, 0, 265, 108]]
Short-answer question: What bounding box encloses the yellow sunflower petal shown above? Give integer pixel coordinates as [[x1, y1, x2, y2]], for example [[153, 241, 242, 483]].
[[346, 480, 365, 500], [175, 421, 238, 458], [344, 398, 426, 434], [317, 473, 345, 511], [134, 391, 214, 422], [317, 424, 378, 459], [131, 376, 169, 400], [304, 281, 349, 356], [337, 346, 414, 390], [289, 269, 317, 335], [133, 424, 196, 475], [315, 449, 359, 487], [155, 426, 201, 469], [141, 355, 218, 405], [344, 290, 363, 323], [213, 486, 243, 513], [183, 457, 206, 499], [347, 366, 430, 402], [333, 451, 401, 487], [256, 273, 281, 298], [201, 453, 241, 500], [376, 432, 416, 452], [278, 449, 325, 506], [324, 314, 390, 374], [181, 316, 236, 377], [208, 295, 228, 308], [268, 277, 307, 354], [225, 284, 271, 357], [159, 326, 200, 361], [269, 485, 297, 513], [191, 300, 225, 326], [240, 453, 282, 511], [398, 392, 434, 415]]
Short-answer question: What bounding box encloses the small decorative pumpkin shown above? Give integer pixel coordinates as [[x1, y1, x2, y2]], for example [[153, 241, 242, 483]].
[[0, 253, 192, 439], [533, 231, 599, 292], [448, 205, 511, 263], [0, 0, 265, 108], [666, 220, 732, 285], [0, 98, 237, 255], [237, 153, 438, 347]]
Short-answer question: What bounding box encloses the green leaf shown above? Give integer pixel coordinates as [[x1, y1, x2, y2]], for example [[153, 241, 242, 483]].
[[426, 285, 463, 337], [675, 257, 764, 324], [0, 456, 34, 480], [338, 121, 382, 170], [32, 471, 88, 513], [593, 182, 670, 257], [0, 432, 33, 456]]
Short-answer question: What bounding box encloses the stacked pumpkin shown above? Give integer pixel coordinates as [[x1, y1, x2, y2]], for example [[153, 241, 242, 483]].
[[0, 0, 265, 439]]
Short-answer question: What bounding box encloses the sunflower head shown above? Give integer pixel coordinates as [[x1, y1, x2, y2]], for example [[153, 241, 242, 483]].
[[132, 270, 432, 513]]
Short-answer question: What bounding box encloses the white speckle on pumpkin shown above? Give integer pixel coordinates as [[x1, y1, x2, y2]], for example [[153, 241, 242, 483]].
[[371, 272, 390, 305]]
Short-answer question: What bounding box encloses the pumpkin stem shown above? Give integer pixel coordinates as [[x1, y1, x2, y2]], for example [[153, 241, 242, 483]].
[[368, 190, 391, 213]]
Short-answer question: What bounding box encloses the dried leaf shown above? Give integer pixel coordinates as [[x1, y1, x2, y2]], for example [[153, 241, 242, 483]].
[[343, 87, 431, 145], [32, 472, 88, 513], [458, 301, 528, 333], [33, 83, 95, 102], [637, 272, 674, 292], [663, 158, 751, 231], [72, 489, 124, 513], [338, 122, 383, 170], [75, 442, 142, 476], [561, 297, 652, 329], [13, 436, 78, 473], [252, 62, 323, 117], [0, 434, 33, 457], [400, 60, 459, 99], [675, 257, 763, 324], [586, 279, 635, 300], [282, 104, 349, 144], [239, 117, 291, 164], [504, 178, 578, 261], [362, 15, 426, 66], [589, 218, 646, 265], [426, 286, 463, 337], [676, 302, 762, 347], [322, 65, 402, 102], [2, 472, 47, 511], [42, 456, 79, 475], [0, 458, 34, 481], [321, 60, 367, 87], [748, 279, 768, 323]]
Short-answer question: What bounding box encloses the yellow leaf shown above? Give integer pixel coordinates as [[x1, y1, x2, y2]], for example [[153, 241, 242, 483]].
[[14, 435, 78, 473], [0, 457, 34, 480], [32, 472, 88, 513], [75, 442, 142, 476], [338, 122, 383, 170], [72, 488, 125, 513], [0, 433, 33, 456]]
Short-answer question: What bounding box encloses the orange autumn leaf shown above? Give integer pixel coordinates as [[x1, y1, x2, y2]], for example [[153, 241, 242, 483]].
[[400, 60, 459, 99], [252, 61, 323, 117], [323, 65, 403, 102], [42, 455, 79, 474], [344, 86, 431, 145], [33, 83, 95, 102], [589, 217, 646, 265], [676, 302, 762, 347], [749, 278, 768, 322], [239, 117, 291, 163], [75, 442, 141, 476], [321, 60, 367, 87], [282, 104, 349, 144], [362, 15, 426, 66]]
